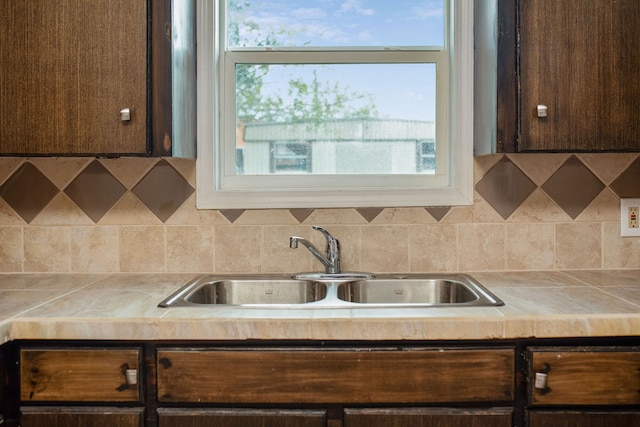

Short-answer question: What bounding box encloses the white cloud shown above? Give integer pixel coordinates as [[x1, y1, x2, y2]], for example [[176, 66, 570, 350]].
[[338, 0, 375, 16], [291, 8, 327, 20]]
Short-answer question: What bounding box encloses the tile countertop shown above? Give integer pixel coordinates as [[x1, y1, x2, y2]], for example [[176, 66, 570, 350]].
[[1, 270, 639, 343]]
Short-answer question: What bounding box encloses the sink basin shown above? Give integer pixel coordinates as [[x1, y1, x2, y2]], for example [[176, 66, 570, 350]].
[[158, 275, 326, 307], [338, 274, 504, 306], [159, 274, 503, 308]]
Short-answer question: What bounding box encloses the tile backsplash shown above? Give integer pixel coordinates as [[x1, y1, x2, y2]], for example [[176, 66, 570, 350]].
[[1, 153, 639, 273]]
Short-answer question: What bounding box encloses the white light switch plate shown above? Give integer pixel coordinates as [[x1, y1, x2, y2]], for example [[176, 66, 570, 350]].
[[621, 198, 640, 237]]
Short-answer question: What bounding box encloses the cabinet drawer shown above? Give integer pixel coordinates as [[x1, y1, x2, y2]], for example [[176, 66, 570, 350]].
[[157, 408, 326, 427], [528, 347, 640, 406], [157, 347, 514, 404], [21, 348, 141, 402]]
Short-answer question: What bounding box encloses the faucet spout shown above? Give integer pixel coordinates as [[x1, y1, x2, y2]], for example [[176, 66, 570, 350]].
[[289, 226, 341, 274]]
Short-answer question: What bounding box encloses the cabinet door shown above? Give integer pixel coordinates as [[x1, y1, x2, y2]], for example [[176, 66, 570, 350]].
[[157, 347, 514, 404], [519, 0, 640, 151], [20, 348, 141, 403], [344, 408, 512, 427], [157, 408, 326, 427], [21, 406, 143, 427], [0, 0, 147, 155], [528, 347, 640, 406], [528, 410, 640, 427]]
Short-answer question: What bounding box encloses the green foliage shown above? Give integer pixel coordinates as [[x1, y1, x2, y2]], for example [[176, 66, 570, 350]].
[[227, 0, 378, 126]]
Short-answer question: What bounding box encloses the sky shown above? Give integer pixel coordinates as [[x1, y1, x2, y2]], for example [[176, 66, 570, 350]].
[[228, 0, 445, 121]]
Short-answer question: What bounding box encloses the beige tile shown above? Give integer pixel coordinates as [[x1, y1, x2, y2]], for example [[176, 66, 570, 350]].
[[0, 157, 24, 184], [166, 226, 214, 273], [575, 188, 619, 222], [494, 286, 639, 316], [165, 157, 196, 187], [165, 193, 227, 226], [599, 287, 640, 307], [233, 209, 298, 225], [31, 193, 94, 226], [508, 189, 572, 223], [602, 223, 640, 269], [70, 226, 119, 273], [409, 224, 458, 272], [18, 290, 169, 318], [372, 208, 436, 224], [0, 227, 22, 272], [100, 192, 162, 225], [263, 225, 313, 273], [578, 153, 639, 185], [506, 223, 554, 270], [0, 274, 103, 291], [119, 226, 165, 272], [0, 290, 71, 318], [303, 208, 369, 225], [474, 154, 503, 183], [215, 225, 263, 273], [563, 269, 640, 287], [23, 227, 69, 272], [555, 223, 602, 269], [0, 198, 26, 225], [471, 271, 587, 288], [457, 224, 506, 271], [100, 157, 158, 189], [82, 273, 193, 293], [360, 225, 409, 273], [508, 153, 571, 186], [28, 157, 92, 189]]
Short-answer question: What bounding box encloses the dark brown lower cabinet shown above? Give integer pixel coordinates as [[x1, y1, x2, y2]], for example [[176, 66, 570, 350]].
[[20, 406, 144, 427], [344, 407, 513, 427], [157, 408, 326, 427], [528, 410, 640, 427]]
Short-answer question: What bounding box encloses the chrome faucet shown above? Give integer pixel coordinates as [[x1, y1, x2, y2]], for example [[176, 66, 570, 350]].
[[290, 225, 341, 274]]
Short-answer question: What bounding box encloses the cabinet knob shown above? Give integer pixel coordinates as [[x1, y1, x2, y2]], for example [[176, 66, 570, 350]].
[[125, 368, 138, 385], [120, 108, 131, 121], [537, 104, 548, 118]]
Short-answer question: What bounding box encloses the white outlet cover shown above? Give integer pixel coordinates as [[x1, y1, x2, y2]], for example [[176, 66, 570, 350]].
[[621, 198, 640, 237]]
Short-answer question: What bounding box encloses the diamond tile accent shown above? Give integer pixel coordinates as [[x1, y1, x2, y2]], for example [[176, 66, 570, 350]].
[[289, 209, 314, 223], [219, 209, 245, 223], [132, 159, 195, 222], [610, 156, 640, 198], [356, 208, 384, 222], [475, 157, 537, 219], [542, 155, 605, 219], [64, 160, 126, 222], [0, 162, 59, 223], [425, 207, 451, 222]]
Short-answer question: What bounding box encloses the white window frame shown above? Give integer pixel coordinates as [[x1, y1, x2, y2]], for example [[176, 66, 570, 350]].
[[196, 0, 474, 209]]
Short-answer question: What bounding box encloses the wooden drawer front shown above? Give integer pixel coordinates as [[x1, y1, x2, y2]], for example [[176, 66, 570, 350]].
[[157, 348, 514, 404], [528, 347, 640, 406], [21, 348, 141, 402], [344, 407, 513, 427], [528, 410, 640, 427], [158, 408, 326, 427], [21, 406, 144, 427]]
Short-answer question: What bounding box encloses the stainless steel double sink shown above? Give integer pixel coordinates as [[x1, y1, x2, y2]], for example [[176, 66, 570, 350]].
[[159, 273, 504, 308]]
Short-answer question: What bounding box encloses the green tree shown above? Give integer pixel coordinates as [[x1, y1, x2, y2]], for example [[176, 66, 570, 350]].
[[228, 0, 378, 126]]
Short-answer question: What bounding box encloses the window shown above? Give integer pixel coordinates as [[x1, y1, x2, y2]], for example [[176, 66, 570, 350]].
[[196, 0, 474, 209]]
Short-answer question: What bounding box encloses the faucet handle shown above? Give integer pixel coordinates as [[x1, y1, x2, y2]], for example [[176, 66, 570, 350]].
[[312, 225, 337, 243]]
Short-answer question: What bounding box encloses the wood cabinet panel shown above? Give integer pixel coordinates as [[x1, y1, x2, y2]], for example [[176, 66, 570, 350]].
[[21, 406, 143, 427], [528, 410, 640, 427], [157, 348, 515, 404], [0, 0, 147, 155], [158, 408, 326, 427], [528, 347, 640, 405], [20, 348, 141, 402], [344, 407, 512, 427], [519, 0, 640, 151]]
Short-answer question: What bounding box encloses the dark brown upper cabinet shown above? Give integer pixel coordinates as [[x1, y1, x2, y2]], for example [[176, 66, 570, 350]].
[[498, 0, 640, 152], [0, 0, 178, 157]]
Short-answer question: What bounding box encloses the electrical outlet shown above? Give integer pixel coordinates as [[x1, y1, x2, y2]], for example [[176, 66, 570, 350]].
[[621, 198, 640, 237]]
